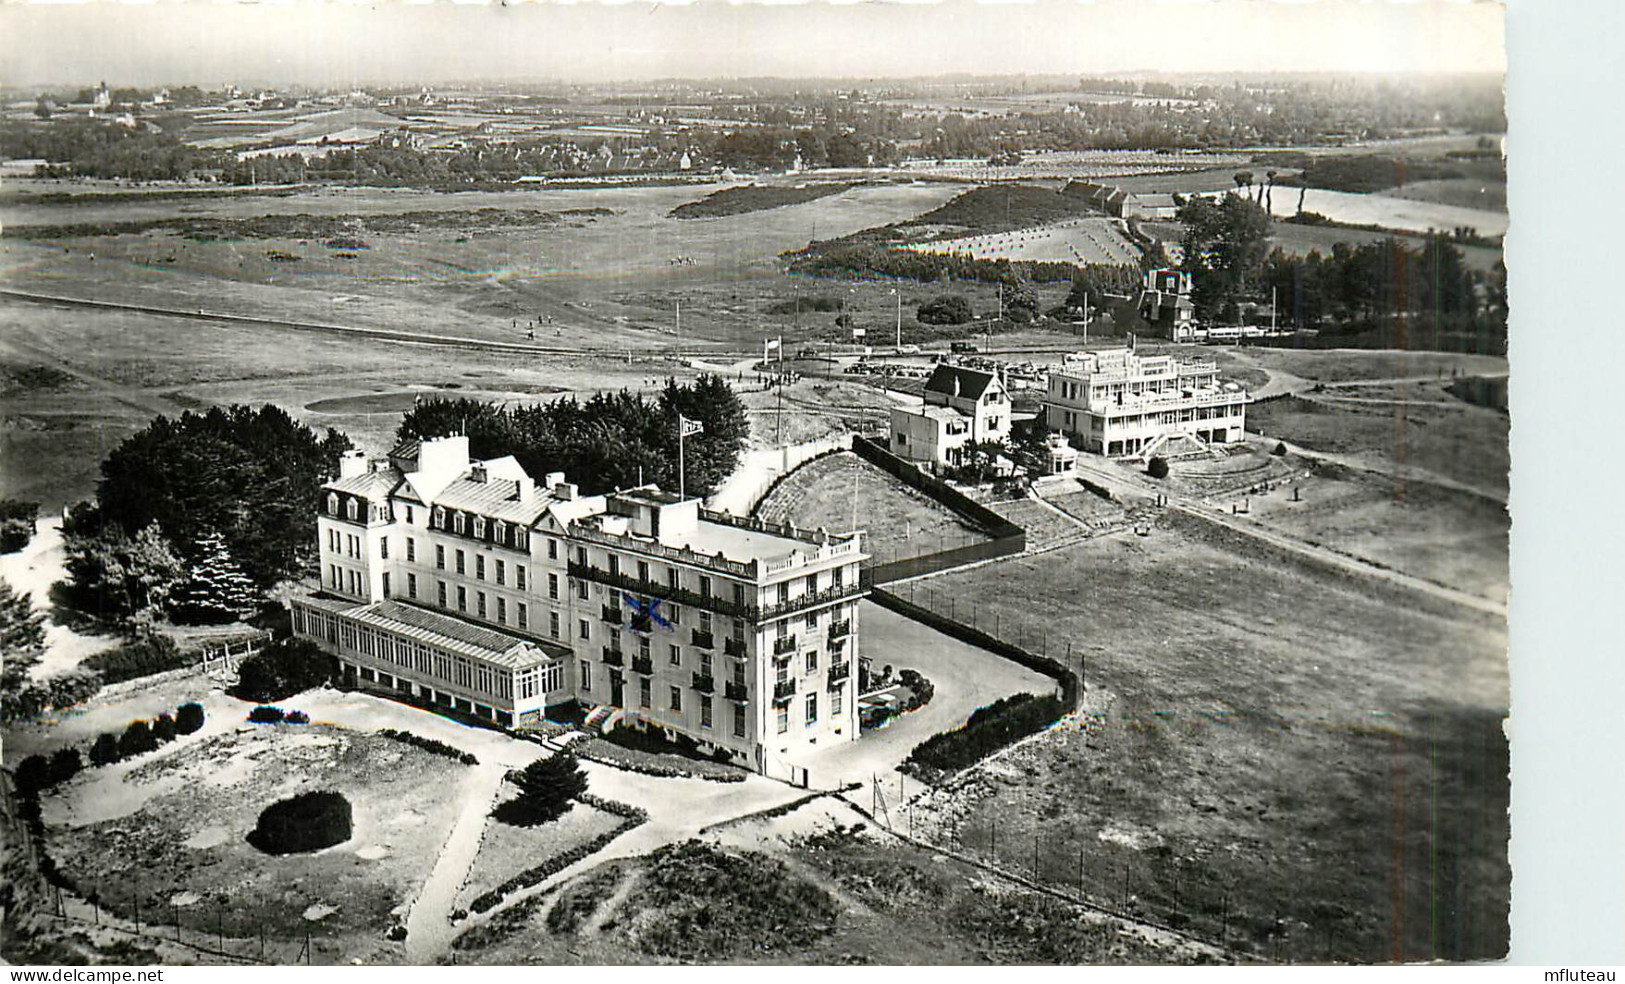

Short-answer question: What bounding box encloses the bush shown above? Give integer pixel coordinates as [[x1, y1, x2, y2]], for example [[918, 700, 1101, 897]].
[[14, 754, 52, 797], [491, 753, 588, 827], [284, 709, 310, 725], [378, 728, 478, 765], [231, 637, 333, 703], [1, 669, 103, 725], [1147, 455, 1170, 479], [905, 692, 1066, 776], [48, 747, 82, 785], [119, 719, 158, 758], [917, 294, 974, 326], [247, 705, 285, 723], [152, 713, 177, 743], [898, 668, 936, 713], [0, 499, 38, 554], [89, 732, 122, 767], [83, 634, 187, 685], [247, 790, 352, 855], [1273, 441, 1288, 456], [175, 701, 205, 734]]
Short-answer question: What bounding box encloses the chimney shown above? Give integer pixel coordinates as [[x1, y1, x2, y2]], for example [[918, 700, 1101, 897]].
[[339, 450, 367, 479], [545, 471, 565, 487], [554, 481, 578, 501], [514, 475, 534, 502], [470, 463, 488, 484]]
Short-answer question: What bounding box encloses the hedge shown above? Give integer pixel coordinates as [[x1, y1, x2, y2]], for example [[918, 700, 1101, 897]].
[[83, 634, 187, 686], [904, 692, 1068, 778], [377, 728, 478, 765]]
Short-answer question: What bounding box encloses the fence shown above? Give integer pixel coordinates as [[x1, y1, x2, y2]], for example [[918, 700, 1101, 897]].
[[95, 632, 269, 701]]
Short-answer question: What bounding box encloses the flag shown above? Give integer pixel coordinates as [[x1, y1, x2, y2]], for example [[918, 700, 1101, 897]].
[[680, 416, 703, 438]]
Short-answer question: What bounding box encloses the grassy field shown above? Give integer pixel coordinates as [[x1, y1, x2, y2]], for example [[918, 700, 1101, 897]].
[[1241, 348, 1508, 386], [903, 512, 1509, 963], [754, 451, 989, 558], [42, 723, 469, 963]]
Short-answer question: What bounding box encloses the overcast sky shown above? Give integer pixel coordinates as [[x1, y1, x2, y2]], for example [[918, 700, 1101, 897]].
[[0, 0, 1505, 90]]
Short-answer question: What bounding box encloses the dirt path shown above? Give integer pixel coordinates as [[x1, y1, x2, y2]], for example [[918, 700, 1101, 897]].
[[403, 761, 507, 962]]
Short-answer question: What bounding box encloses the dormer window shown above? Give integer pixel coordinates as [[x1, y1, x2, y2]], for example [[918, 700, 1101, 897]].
[[474, 517, 487, 540], [432, 506, 445, 529], [454, 513, 466, 535], [493, 521, 505, 544], [346, 498, 359, 521], [327, 493, 339, 516], [515, 529, 528, 551]]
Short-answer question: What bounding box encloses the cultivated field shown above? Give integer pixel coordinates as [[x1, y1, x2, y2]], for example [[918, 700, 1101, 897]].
[[899, 511, 1509, 963], [903, 216, 1139, 266]]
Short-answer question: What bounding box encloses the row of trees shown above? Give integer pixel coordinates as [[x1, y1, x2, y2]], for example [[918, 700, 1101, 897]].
[[397, 376, 749, 500]]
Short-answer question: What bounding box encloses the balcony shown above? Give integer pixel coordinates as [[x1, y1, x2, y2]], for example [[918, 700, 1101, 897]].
[[725, 680, 748, 702], [629, 615, 652, 634], [772, 634, 797, 656], [772, 679, 797, 705], [601, 647, 624, 667], [724, 636, 747, 657], [690, 629, 715, 650], [828, 661, 851, 684], [568, 560, 867, 623], [632, 655, 654, 675], [691, 672, 715, 694], [827, 619, 852, 640], [601, 605, 622, 625]]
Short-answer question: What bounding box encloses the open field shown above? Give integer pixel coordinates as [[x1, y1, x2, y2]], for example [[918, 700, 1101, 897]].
[[41, 722, 469, 962], [1241, 348, 1508, 385], [900, 510, 1508, 963], [754, 451, 989, 556], [903, 216, 1139, 265], [1380, 178, 1507, 212]]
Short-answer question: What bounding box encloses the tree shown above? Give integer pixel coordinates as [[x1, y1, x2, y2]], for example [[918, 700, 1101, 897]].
[[1147, 456, 1170, 479], [89, 732, 122, 767], [152, 713, 178, 743], [170, 530, 258, 625], [916, 294, 974, 326], [493, 753, 588, 826], [0, 499, 38, 554], [175, 701, 205, 735], [230, 637, 333, 703], [14, 754, 52, 797], [1003, 282, 1041, 324], [1177, 193, 1272, 322], [119, 719, 158, 758], [48, 747, 82, 785], [61, 519, 184, 624], [0, 576, 45, 692]]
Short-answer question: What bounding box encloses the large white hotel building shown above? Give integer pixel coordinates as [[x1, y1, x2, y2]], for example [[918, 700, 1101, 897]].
[[1042, 347, 1250, 458], [291, 435, 866, 777]]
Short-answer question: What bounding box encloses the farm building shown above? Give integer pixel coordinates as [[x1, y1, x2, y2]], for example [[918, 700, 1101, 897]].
[[1042, 345, 1250, 458], [889, 365, 1011, 471], [291, 436, 866, 781]]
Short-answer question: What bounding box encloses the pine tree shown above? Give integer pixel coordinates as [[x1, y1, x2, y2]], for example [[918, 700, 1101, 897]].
[[171, 530, 257, 625], [0, 576, 46, 692]]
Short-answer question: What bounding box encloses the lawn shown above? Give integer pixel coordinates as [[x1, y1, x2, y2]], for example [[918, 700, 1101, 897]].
[[900, 516, 1509, 963], [754, 451, 990, 561], [454, 792, 624, 912], [41, 723, 470, 963]]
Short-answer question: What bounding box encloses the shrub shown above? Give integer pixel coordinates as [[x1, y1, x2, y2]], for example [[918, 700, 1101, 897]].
[[898, 668, 936, 713], [83, 634, 186, 685], [152, 713, 177, 743], [905, 692, 1066, 776], [231, 637, 333, 703], [47, 747, 82, 785], [246, 790, 352, 855], [284, 709, 310, 725], [1273, 441, 1288, 456], [119, 720, 158, 758], [175, 702, 205, 734], [247, 705, 285, 723], [377, 728, 478, 765], [491, 753, 588, 827], [1, 669, 103, 725], [14, 754, 52, 797], [1147, 455, 1170, 479], [917, 294, 974, 325], [89, 732, 122, 767]]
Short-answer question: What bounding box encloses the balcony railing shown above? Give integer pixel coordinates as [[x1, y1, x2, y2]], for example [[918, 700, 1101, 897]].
[[629, 615, 652, 634], [691, 672, 715, 694], [568, 560, 867, 623], [772, 679, 796, 704], [601, 605, 622, 625], [828, 661, 851, 684], [724, 637, 747, 657], [725, 680, 748, 702], [690, 629, 714, 650], [772, 635, 797, 656], [827, 619, 852, 640], [601, 647, 624, 667], [632, 655, 653, 675]]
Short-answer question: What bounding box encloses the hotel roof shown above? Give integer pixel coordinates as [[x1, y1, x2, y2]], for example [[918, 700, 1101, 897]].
[[299, 595, 563, 668]]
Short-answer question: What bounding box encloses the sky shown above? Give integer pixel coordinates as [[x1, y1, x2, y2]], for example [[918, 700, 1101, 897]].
[[0, 0, 1506, 90]]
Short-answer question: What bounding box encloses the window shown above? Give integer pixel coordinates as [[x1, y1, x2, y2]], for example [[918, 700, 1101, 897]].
[[832, 689, 844, 716], [518, 603, 528, 629], [804, 610, 817, 630], [639, 676, 651, 709], [548, 538, 558, 560], [608, 555, 620, 577], [667, 566, 678, 590], [406, 537, 416, 562], [405, 505, 414, 524], [638, 637, 651, 662], [327, 493, 339, 515], [477, 592, 487, 618], [548, 573, 559, 600], [637, 560, 649, 582], [496, 559, 505, 586], [699, 611, 712, 633], [669, 686, 682, 712], [474, 517, 486, 539], [436, 545, 445, 570], [734, 703, 746, 738], [576, 579, 588, 601], [517, 565, 527, 590], [381, 573, 391, 598], [805, 692, 818, 725], [438, 581, 447, 607], [832, 566, 843, 589], [778, 583, 790, 605], [456, 550, 466, 575], [549, 611, 559, 638], [699, 575, 712, 599], [700, 695, 713, 729], [578, 619, 591, 641], [776, 704, 789, 734], [668, 603, 681, 625], [579, 659, 591, 691], [514, 529, 528, 551], [457, 586, 466, 612], [805, 650, 818, 673], [700, 650, 713, 675], [343, 498, 357, 522], [476, 555, 485, 580], [732, 660, 746, 687], [408, 573, 417, 599], [380, 537, 389, 560], [668, 643, 681, 667], [454, 513, 466, 535], [432, 506, 445, 529]]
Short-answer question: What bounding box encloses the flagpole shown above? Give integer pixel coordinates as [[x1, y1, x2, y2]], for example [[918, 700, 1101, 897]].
[[678, 414, 686, 501]]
